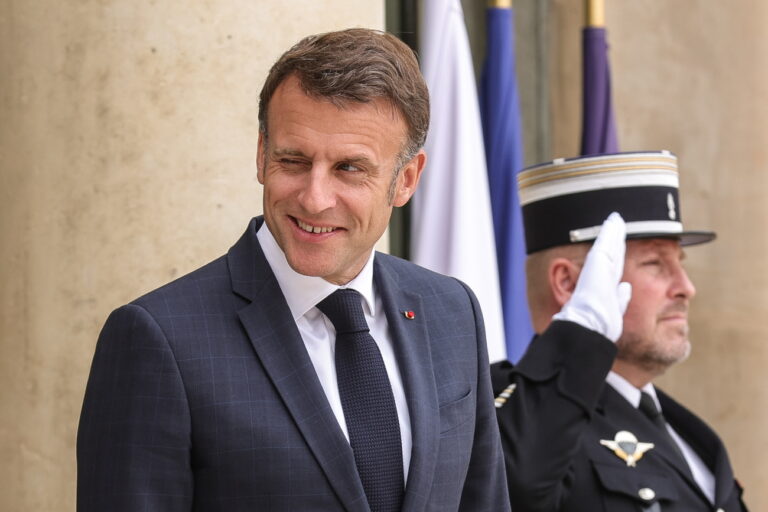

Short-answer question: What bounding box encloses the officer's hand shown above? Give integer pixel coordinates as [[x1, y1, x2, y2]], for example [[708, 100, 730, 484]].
[[552, 212, 632, 342]]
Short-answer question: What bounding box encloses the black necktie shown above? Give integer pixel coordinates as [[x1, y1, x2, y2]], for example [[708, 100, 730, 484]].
[[638, 391, 690, 473], [317, 289, 404, 512]]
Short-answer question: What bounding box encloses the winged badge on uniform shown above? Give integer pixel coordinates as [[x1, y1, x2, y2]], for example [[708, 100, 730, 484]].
[[600, 430, 655, 467]]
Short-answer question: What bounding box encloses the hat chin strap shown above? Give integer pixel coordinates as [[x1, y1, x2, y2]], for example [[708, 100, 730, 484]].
[[570, 220, 683, 243]]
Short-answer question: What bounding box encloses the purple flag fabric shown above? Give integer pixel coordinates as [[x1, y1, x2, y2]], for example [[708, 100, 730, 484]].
[[581, 27, 619, 155], [480, 6, 533, 362]]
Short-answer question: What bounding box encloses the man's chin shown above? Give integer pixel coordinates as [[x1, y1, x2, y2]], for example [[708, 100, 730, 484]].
[[653, 337, 692, 370], [285, 256, 353, 284], [286, 259, 331, 279], [677, 338, 692, 363], [615, 333, 691, 376]]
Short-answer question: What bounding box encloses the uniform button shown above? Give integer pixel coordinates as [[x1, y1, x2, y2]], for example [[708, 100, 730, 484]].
[[715, 509, 725, 512], [638, 487, 655, 501]]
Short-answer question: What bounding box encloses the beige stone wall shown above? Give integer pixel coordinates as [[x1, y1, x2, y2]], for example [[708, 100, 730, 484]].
[[0, 2, 383, 510], [6, 0, 766, 509], [550, 1, 768, 508]]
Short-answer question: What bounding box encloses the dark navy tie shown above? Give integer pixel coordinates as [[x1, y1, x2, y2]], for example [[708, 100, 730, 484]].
[[317, 289, 404, 512], [638, 391, 691, 475]]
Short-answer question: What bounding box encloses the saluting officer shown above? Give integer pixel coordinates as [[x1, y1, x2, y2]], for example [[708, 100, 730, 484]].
[[492, 151, 748, 511]]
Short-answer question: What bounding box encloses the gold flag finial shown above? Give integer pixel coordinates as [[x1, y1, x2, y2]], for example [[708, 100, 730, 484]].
[[488, 0, 512, 8], [586, 0, 605, 27]]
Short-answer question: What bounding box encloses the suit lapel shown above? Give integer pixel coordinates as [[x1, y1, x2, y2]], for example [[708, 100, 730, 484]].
[[597, 386, 704, 493], [658, 390, 737, 507], [228, 218, 368, 512], [374, 257, 438, 512]]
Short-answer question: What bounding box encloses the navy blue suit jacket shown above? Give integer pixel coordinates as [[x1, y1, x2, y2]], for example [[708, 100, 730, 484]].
[[77, 217, 509, 511]]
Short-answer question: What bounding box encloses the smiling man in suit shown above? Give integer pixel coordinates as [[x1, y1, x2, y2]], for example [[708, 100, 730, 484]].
[[491, 152, 747, 511], [77, 28, 509, 511]]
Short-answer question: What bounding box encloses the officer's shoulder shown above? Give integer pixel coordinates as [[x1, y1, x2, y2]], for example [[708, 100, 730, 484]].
[[490, 360, 515, 394]]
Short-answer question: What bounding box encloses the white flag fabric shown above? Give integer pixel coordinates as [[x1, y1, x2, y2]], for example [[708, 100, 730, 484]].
[[411, 0, 507, 362]]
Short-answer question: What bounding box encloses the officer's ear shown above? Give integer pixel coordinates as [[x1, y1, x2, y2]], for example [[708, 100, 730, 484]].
[[549, 257, 582, 308]]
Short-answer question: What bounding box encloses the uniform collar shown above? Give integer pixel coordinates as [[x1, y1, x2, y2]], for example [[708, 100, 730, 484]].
[[606, 371, 661, 411]]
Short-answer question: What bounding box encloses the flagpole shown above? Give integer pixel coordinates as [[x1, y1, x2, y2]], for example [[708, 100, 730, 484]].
[[586, 0, 605, 27], [581, 0, 618, 155]]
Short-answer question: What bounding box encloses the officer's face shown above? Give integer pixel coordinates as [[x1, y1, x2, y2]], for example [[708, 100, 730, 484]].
[[257, 75, 424, 285], [616, 239, 697, 374]]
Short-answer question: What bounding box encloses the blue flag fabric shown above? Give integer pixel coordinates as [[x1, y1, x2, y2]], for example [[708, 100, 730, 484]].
[[480, 6, 533, 363], [581, 26, 619, 155]]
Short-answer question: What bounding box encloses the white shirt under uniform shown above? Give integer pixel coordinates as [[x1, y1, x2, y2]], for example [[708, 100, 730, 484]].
[[606, 371, 716, 504], [257, 223, 413, 480]]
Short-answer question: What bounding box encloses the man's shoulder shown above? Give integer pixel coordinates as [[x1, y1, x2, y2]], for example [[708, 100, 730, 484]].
[[655, 386, 714, 431], [489, 360, 516, 395], [131, 254, 233, 311], [128, 217, 262, 314], [375, 251, 463, 290]]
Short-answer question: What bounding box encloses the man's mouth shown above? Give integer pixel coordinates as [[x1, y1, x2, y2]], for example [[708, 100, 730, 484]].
[[659, 303, 688, 321], [660, 315, 687, 322], [295, 218, 338, 234]]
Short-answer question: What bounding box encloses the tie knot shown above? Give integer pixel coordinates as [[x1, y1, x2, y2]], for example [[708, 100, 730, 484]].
[[638, 391, 662, 420], [317, 289, 369, 334]]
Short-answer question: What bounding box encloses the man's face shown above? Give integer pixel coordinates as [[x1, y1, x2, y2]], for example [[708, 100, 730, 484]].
[[616, 238, 697, 374], [257, 75, 424, 285]]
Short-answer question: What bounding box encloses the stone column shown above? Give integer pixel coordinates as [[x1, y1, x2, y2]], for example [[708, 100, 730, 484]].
[[0, 2, 383, 510]]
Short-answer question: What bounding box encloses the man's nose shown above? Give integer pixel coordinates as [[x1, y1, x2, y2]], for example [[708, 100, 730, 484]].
[[297, 167, 336, 214], [671, 265, 696, 300]]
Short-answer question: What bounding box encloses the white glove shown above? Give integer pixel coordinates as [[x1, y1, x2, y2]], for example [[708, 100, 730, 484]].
[[552, 212, 632, 342]]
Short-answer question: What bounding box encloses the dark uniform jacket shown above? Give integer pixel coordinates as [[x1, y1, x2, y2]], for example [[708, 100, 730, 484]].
[[491, 320, 747, 512]]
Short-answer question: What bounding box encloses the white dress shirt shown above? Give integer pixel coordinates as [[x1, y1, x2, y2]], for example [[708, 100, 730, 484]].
[[257, 223, 413, 480], [606, 371, 715, 504]]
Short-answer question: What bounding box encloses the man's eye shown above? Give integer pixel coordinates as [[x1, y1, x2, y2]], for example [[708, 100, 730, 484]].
[[642, 259, 662, 266], [337, 163, 361, 172]]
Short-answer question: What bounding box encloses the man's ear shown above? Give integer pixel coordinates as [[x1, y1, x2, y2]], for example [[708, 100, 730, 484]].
[[256, 132, 266, 184], [549, 257, 582, 308], [392, 150, 427, 207]]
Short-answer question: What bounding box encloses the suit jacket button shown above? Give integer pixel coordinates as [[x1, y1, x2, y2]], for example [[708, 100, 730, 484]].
[[638, 487, 655, 501], [716, 508, 726, 512]]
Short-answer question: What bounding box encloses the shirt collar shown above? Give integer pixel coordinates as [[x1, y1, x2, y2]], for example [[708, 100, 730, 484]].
[[256, 221, 377, 320], [606, 371, 661, 410]]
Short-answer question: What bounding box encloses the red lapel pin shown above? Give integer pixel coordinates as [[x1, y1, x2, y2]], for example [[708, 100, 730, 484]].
[[403, 310, 415, 320]]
